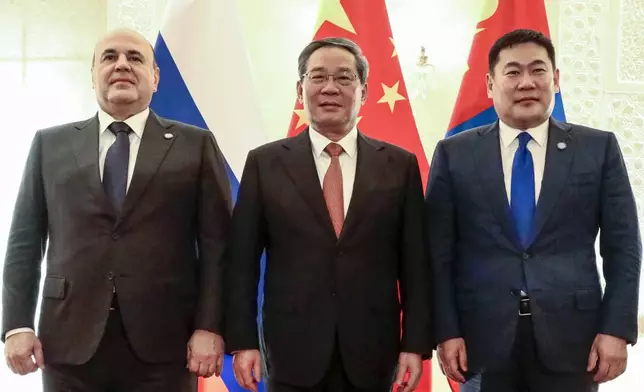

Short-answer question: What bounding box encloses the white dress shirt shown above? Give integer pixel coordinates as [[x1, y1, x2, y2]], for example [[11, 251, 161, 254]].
[[499, 118, 549, 204], [5, 108, 150, 339], [309, 127, 358, 217]]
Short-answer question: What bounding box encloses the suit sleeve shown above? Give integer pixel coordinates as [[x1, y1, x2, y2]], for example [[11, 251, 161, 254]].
[[2, 131, 48, 341], [194, 131, 233, 334], [399, 153, 433, 357], [224, 150, 265, 353], [598, 132, 642, 345], [424, 141, 461, 345]]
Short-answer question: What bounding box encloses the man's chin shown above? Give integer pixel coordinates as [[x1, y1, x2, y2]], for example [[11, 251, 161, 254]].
[[312, 115, 349, 128], [107, 93, 138, 105], [511, 113, 549, 129]]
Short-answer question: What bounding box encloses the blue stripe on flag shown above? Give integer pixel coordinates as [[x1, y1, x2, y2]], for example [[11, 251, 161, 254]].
[[551, 92, 567, 122], [446, 106, 499, 137], [150, 34, 240, 196]]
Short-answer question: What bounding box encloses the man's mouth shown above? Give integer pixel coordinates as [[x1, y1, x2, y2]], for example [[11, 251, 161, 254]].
[[516, 97, 539, 104], [111, 78, 134, 85], [319, 101, 341, 107]]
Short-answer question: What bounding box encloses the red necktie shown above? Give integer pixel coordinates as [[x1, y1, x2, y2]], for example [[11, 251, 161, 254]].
[[323, 143, 344, 237]]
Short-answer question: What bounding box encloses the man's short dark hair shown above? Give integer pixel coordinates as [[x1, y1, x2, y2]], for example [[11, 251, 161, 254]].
[[488, 29, 556, 74], [298, 37, 369, 85]]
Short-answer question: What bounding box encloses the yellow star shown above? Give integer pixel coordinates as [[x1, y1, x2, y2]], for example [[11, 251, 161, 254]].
[[294, 109, 308, 128], [475, 0, 498, 35], [389, 37, 397, 58], [377, 81, 406, 112], [313, 0, 356, 35]]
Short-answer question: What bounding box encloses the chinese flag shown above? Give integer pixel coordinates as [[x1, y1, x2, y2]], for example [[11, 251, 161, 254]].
[[287, 0, 429, 188], [286, 1, 432, 391]]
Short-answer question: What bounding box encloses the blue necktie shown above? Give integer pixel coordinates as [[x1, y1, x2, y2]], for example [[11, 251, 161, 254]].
[[511, 132, 535, 249], [103, 122, 132, 212]]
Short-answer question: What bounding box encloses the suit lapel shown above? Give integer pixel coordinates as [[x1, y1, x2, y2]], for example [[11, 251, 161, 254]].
[[529, 119, 574, 245], [475, 122, 520, 251], [117, 113, 176, 226], [280, 130, 337, 240], [338, 134, 386, 243], [71, 116, 113, 214]]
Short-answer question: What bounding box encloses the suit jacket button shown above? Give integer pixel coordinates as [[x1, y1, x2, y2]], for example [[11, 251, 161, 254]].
[[107, 272, 114, 280], [522, 252, 530, 260], [112, 233, 120, 240]]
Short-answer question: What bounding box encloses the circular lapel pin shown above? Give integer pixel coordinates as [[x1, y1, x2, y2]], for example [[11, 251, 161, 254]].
[[556, 141, 567, 150], [164, 133, 174, 140]]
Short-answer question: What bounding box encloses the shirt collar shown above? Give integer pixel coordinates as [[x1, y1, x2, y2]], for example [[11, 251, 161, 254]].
[[499, 117, 549, 148], [309, 126, 358, 158], [98, 107, 150, 138]]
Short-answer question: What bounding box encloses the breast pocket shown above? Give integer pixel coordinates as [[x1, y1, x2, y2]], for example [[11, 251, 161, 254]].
[[562, 172, 600, 208], [568, 172, 597, 188], [363, 187, 403, 225]]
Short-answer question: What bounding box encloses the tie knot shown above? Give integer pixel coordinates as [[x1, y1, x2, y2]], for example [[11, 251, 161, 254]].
[[108, 121, 132, 136], [324, 143, 344, 157], [517, 132, 532, 149]]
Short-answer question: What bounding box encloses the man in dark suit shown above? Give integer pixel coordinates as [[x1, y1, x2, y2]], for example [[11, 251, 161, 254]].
[[225, 37, 432, 392], [426, 29, 641, 392], [2, 28, 232, 391]]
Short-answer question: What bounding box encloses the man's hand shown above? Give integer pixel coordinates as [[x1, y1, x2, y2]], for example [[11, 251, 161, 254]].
[[587, 333, 628, 383], [437, 338, 467, 383], [394, 352, 422, 392], [4, 332, 45, 375], [232, 350, 262, 392], [186, 330, 225, 378]]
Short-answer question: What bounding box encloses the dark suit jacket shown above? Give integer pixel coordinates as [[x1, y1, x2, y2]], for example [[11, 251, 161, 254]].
[[426, 118, 641, 373], [2, 111, 232, 365], [225, 129, 432, 388]]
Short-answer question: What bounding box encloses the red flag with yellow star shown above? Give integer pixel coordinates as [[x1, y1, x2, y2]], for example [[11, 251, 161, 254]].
[[286, 0, 429, 188], [286, 1, 432, 391]]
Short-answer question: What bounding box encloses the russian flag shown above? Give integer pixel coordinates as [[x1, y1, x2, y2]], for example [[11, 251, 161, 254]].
[[447, 0, 566, 138], [150, 0, 267, 391]]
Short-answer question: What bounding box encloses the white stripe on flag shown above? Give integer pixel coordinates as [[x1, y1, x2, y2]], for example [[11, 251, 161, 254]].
[[159, 0, 266, 179]]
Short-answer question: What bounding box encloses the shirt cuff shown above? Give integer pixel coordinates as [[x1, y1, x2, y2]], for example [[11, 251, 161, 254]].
[[5, 328, 35, 339]]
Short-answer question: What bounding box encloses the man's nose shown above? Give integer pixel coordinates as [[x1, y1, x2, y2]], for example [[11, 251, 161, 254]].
[[517, 73, 536, 89], [320, 77, 340, 94], [114, 54, 132, 71]]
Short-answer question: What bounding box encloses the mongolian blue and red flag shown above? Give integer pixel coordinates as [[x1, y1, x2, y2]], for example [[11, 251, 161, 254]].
[[447, 0, 566, 138]]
